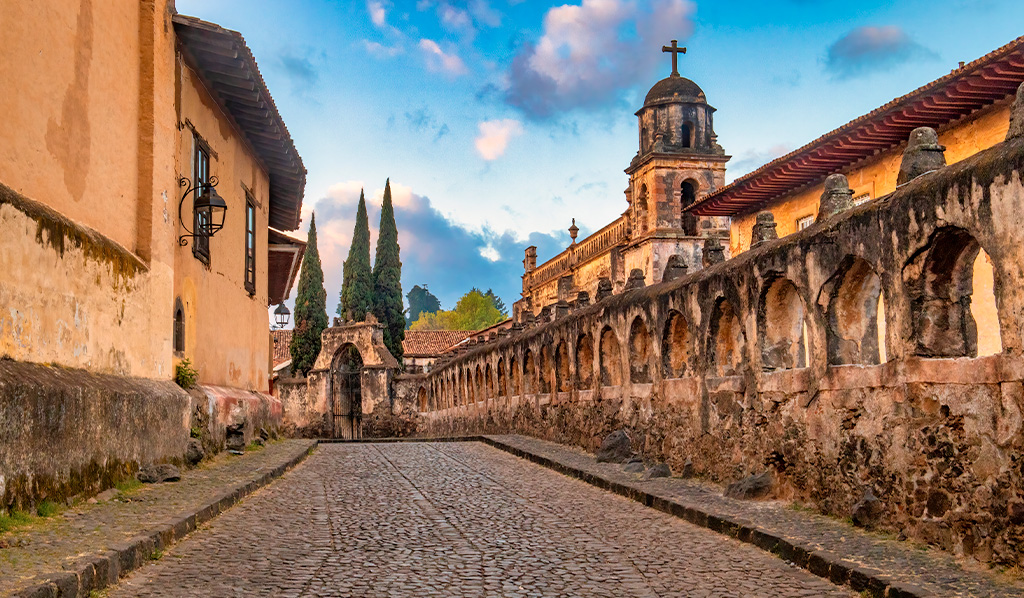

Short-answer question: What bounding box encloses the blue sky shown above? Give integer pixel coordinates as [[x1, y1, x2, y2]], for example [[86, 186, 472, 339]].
[[177, 0, 1023, 316]]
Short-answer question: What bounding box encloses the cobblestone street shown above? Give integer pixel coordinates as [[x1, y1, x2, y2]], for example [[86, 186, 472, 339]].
[[107, 442, 852, 597]]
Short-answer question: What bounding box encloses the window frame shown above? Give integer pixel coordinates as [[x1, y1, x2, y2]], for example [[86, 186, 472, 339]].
[[244, 191, 256, 295], [192, 134, 211, 264], [173, 298, 185, 354], [797, 215, 814, 231]]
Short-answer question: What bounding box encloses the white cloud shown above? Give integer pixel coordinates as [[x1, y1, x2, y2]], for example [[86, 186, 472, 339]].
[[418, 39, 468, 76], [505, 0, 695, 118], [474, 119, 523, 160], [367, 0, 388, 27], [363, 40, 403, 58]]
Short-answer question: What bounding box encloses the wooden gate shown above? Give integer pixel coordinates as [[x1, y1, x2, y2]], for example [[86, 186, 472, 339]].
[[332, 344, 363, 439]]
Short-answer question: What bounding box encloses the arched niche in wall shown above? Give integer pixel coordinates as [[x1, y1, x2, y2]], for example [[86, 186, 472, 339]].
[[497, 358, 507, 397], [662, 310, 690, 378], [484, 363, 493, 399], [523, 350, 536, 395], [556, 341, 571, 392], [475, 364, 484, 402], [629, 316, 653, 383], [759, 277, 808, 370], [576, 333, 595, 390], [417, 386, 427, 412], [600, 326, 624, 387], [708, 298, 744, 377], [904, 226, 1002, 358], [539, 345, 553, 394], [510, 356, 521, 396], [818, 256, 885, 365]]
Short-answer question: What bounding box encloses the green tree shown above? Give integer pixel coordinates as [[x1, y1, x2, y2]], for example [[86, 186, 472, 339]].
[[410, 290, 505, 331], [372, 179, 405, 360], [290, 213, 328, 376], [406, 284, 442, 328], [339, 190, 373, 321], [470, 287, 509, 316]]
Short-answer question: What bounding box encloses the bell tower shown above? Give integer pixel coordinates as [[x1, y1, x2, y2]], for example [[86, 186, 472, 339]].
[[622, 42, 730, 284]]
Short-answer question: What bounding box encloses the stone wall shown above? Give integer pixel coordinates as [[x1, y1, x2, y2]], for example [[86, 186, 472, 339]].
[[416, 130, 1024, 566], [0, 360, 189, 511]]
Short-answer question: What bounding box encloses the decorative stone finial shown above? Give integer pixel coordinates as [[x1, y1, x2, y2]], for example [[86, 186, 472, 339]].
[[897, 127, 946, 185], [555, 301, 570, 318], [596, 278, 614, 301], [1008, 82, 1024, 141], [662, 254, 689, 283], [575, 291, 590, 308], [702, 237, 725, 268], [750, 212, 779, 247], [537, 306, 552, 323], [568, 219, 579, 243], [817, 174, 854, 222], [625, 269, 646, 291]]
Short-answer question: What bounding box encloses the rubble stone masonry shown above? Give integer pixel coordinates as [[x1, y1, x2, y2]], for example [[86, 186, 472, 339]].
[[416, 124, 1024, 567]]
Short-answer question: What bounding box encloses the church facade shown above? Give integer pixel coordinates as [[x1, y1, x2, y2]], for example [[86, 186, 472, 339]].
[[514, 57, 731, 322]]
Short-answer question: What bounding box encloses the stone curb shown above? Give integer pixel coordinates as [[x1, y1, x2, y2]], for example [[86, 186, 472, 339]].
[[11, 441, 317, 598], [477, 436, 935, 598]]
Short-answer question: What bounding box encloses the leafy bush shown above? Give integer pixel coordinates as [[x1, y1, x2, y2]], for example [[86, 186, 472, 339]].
[[175, 358, 198, 389]]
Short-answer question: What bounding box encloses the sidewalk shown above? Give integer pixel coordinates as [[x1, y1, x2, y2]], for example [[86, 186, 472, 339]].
[[482, 434, 1024, 598], [0, 439, 316, 598]]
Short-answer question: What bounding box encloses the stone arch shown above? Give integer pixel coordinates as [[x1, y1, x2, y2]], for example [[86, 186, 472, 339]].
[[708, 298, 744, 376], [681, 122, 693, 148], [576, 332, 594, 390], [662, 310, 690, 378], [819, 256, 885, 365], [904, 226, 1002, 358], [759, 277, 808, 370], [330, 343, 363, 439], [629, 316, 653, 383], [475, 364, 484, 402], [417, 386, 427, 412], [600, 326, 623, 387], [556, 340, 571, 392], [510, 355, 521, 396], [539, 345, 553, 394], [524, 350, 536, 394], [497, 358, 507, 397], [681, 179, 699, 236], [173, 297, 185, 353], [635, 184, 649, 235], [484, 363, 492, 399]]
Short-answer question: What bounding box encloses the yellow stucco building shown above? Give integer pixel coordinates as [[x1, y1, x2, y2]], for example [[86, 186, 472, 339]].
[[0, 1, 306, 508]]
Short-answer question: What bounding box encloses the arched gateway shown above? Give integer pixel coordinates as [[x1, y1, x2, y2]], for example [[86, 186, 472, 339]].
[[331, 344, 363, 439]]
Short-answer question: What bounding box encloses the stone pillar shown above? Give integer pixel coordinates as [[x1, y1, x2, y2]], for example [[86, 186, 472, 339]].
[[817, 174, 854, 222], [624, 269, 646, 291], [537, 306, 551, 324], [575, 291, 590, 308], [661, 254, 689, 283], [523, 246, 537, 272], [702, 237, 725, 268], [555, 301, 570, 318], [750, 212, 779, 247], [596, 278, 614, 302], [897, 127, 946, 185], [1008, 82, 1024, 141]]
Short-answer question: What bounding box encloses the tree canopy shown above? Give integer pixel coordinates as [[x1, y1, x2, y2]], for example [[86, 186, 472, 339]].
[[372, 179, 405, 360], [290, 213, 328, 376], [410, 289, 506, 331], [406, 284, 441, 329], [339, 190, 373, 321], [470, 287, 508, 317]]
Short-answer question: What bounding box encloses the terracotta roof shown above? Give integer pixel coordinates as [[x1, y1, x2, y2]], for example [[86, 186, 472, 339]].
[[271, 329, 292, 367], [268, 228, 306, 305], [402, 330, 473, 357], [687, 35, 1024, 217], [173, 14, 306, 231]]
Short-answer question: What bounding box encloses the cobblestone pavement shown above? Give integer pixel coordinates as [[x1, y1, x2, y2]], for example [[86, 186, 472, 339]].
[[108, 442, 853, 597], [0, 439, 315, 597], [484, 434, 1024, 598]]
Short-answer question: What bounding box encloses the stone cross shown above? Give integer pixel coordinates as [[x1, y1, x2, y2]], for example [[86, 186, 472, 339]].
[[662, 40, 687, 77]]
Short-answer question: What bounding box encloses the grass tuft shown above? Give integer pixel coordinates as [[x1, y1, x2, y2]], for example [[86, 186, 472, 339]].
[[36, 501, 60, 518], [0, 510, 35, 533]]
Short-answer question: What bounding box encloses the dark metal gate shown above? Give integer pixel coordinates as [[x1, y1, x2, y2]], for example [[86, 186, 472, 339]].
[[332, 345, 363, 439]]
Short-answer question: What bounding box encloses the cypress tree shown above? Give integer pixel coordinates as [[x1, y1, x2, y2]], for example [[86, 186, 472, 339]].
[[290, 213, 328, 376], [339, 190, 373, 320], [372, 179, 405, 360]]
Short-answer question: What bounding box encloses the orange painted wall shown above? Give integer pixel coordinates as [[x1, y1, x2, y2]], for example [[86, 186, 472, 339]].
[[730, 101, 1013, 255], [173, 61, 272, 390]]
